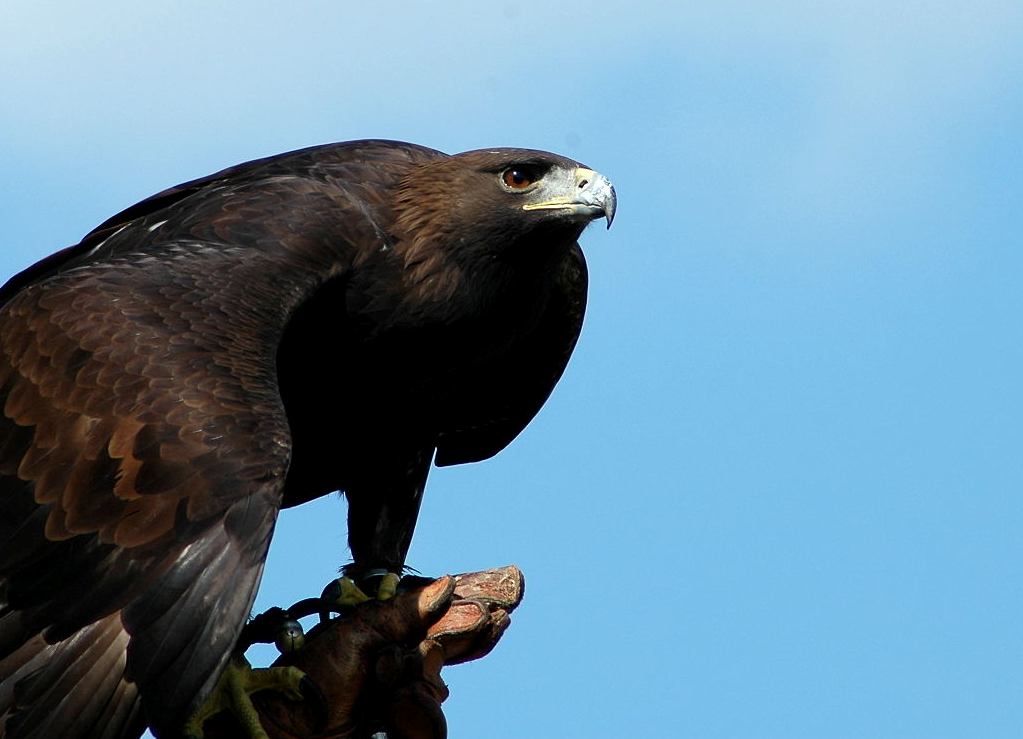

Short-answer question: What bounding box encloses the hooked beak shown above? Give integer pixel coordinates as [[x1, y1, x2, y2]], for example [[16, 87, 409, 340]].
[[523, 167, 617, 228]]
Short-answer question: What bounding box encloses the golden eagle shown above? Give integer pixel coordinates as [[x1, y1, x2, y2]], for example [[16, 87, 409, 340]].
[[0, 140, 615, 738]]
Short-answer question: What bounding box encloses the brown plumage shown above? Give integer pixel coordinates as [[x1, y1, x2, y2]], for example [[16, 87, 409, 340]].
[[0, 140, 615, 738]]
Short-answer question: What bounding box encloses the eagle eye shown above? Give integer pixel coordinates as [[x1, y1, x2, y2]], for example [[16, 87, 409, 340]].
[[501, 166, 539, 190]]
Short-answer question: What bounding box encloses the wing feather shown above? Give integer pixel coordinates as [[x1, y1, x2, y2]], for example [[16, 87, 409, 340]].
[[0, 250, 291, 738]]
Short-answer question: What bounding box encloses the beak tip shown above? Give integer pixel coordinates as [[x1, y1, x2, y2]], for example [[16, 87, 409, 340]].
[[604, 186, 617, 229]]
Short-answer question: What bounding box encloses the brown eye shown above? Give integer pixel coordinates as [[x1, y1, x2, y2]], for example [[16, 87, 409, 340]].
[[502, 167, 536, 190]]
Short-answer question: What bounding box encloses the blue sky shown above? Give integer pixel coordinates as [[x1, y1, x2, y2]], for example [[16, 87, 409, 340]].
[[3, 2, 1022, 737]]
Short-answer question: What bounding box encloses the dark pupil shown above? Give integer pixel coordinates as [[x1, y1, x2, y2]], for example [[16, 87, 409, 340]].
[[505, 168, 534, 188]]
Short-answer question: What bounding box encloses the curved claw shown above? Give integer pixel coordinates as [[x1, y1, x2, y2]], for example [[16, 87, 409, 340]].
[[299, 674, 329, 731], [318, 573, 403, 621], [183, 658, 309, 739], [318, 576, 372, 622]]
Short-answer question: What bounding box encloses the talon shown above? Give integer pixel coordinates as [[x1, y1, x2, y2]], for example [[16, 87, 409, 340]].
[[335, 576, 372, 606], [183, 657, 312, 739], [318, 571, 404, 620], [299, 674, 329, 730], [319, 577, 374, 621], [318, 579, 341, 621]]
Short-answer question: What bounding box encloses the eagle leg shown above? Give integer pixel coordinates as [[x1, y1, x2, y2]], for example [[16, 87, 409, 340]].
[[317, 570, 402, 621], [377, 571, 400, 600], [336, 571, 400, 602], [182, 656, 315, 739]]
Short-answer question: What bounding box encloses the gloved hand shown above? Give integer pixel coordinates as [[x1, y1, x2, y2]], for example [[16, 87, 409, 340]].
[[201, 566, 524, 739]]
